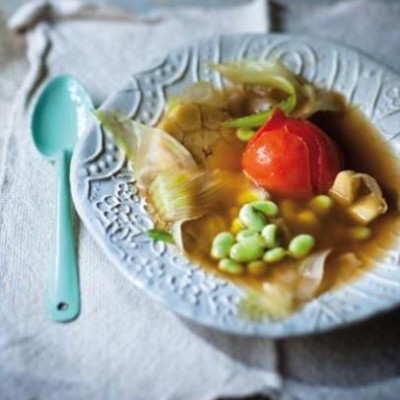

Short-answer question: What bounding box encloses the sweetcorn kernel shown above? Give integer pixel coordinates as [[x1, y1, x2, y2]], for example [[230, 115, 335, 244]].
[[236, 189, 266, 205], [279, 199, 298, 220], [308, 195, 334, 216], [230, 218, 244, 234], [157, 118, 184, 142], [169, 103, 201, 131], [348, 227, 372, 240], [247, 261, 267, 276], [296, 210, 320, 230]]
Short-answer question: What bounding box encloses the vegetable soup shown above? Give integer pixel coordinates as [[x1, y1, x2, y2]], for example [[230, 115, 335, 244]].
[[97, 60, 400, 319]]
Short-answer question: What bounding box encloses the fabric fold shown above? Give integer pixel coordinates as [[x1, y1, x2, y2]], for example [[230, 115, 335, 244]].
[[8, 0, 148, 32]]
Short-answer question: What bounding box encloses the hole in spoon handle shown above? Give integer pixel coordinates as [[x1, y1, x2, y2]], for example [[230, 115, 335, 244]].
[[49, 299, 79, 322], [57, 302, 69, 311]]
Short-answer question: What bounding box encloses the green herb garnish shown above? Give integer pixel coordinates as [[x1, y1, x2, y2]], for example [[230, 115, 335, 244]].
[[147, 229, 174, 243]]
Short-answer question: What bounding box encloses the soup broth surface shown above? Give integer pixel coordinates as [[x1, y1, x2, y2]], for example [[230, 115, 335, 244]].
[[158, 90, 400, 295]]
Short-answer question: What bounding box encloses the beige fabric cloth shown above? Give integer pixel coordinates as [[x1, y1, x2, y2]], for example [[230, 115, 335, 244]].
[[0, 1, 281, 400], [0, 10, 27, 165]]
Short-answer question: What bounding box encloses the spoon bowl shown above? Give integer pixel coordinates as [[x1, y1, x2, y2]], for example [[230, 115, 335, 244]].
[[32, 76, 93, 159]]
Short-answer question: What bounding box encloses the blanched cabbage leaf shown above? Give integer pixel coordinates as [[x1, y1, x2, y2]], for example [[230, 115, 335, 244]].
[[172, 81, 227, 109], [238, 249, 332, 320], [295, 249, 331, 301], [238, 284, 294, 321], [95, 110, 197, 185], [96, 110, 225, 249]]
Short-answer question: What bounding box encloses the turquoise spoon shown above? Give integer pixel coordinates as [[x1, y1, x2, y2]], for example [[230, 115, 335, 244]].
[[31, 75, 93, 322]]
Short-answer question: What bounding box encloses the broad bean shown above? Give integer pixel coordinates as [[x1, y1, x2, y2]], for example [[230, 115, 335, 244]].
[[230, 236, 265, 262], [238, 201, 279, 231], [288, 234, 315, 259], [238, 204, 266, 231], [211, 232, 235, 260], [236, 229, 259, 242], [263, 247, 287, 263], [251, 201, 279, 217], [261, 224, 280, 248]]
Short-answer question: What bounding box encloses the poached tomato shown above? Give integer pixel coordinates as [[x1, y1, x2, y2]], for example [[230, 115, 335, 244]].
[[242, 108, 343, 198]]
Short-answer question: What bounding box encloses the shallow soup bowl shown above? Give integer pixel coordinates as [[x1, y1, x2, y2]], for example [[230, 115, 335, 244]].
[[70, 34, 400, 338]]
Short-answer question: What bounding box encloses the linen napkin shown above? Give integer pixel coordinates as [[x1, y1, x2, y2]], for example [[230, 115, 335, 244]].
[[0, 9, 27, 165], [0, 1, 281, 400]]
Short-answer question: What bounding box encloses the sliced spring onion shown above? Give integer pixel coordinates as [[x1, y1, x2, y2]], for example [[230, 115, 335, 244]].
[[147, 229, 174, 243], [211, 59, 343, 128], [211, 60, 298, 129], [224, 93, 296, 129], [236, 127, 256, 141]]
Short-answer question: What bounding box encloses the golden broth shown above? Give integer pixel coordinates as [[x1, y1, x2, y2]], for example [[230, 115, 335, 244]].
[[183, 108, 400, 294], [312, 109, 400, 290], [155, 86, 400, 291]]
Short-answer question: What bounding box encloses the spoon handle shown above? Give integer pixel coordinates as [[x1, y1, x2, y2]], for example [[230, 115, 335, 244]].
[[47, 151, 80, 322]]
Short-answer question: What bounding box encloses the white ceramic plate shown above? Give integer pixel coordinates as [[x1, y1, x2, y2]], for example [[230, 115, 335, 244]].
[[70, 34, 400, 337]]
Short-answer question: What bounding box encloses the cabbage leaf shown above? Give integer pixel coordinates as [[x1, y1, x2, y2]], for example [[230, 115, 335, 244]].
[[96, 110, 226, 250]]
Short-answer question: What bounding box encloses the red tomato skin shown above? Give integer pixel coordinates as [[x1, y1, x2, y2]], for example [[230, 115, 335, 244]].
[[243, 127, 313, 197], [286, 118, 343, 192], [242, 109, 343, 197]]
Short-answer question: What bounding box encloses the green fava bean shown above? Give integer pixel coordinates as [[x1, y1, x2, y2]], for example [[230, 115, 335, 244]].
[[218, 258, 245, 275], [263, 247, 287, 263], [238, 204, 266, 231], [230, 236, 265, 262], [261, 224, 280, 248], [236, 229, 259, 242], [251, 201, 279, 217], [288, 234, 316, 259], [211, 232, 235, 260]]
